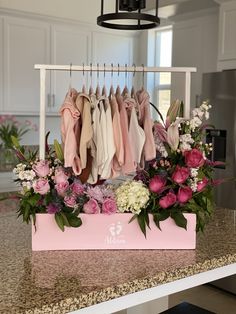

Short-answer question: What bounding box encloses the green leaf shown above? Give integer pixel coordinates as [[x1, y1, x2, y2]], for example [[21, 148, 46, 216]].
[[54, 139, 64, 162], [65, 212, 82, 228], [170, 211, 187, 230], [153, 211, 170, 230], [55, 212, 65, 231], [144, 211, 151, 230], [11, 135, 20, 149], [28, 194, 41, 207], [60, 212, 70, 227], [129, 214, 138, 224], [137, 212, 147, 238], [23, 204, 30, 223]]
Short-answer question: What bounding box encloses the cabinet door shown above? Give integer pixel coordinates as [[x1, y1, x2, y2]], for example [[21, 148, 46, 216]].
[[50, 24, 91, 113], [3, 17, 50, 114], [0, 17, 3, 112]]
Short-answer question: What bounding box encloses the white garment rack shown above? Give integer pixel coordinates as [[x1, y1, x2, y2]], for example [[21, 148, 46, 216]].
[[34, 64, 197, 160]]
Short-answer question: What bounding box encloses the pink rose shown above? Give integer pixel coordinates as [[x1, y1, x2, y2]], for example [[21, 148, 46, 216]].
[[33, 178, 50, 195], [64, 195, 76, 208], [102, 199, 117, 215], [83, 199, 100, 214], [159, 191, 177, 209], [172, 165, 189, 184], [184, 148, 205, 168], [149, 175, 166, 193], [54, 168, 69, 184], [197, 177, 208, 192], [33, 160, 50, 177], [177, 186, 192, 203], [71, 182, 84, 195], [55, 181, 69, 196]]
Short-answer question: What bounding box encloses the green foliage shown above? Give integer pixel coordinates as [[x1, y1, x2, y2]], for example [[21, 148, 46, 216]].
[[54, 140, 64, 162]]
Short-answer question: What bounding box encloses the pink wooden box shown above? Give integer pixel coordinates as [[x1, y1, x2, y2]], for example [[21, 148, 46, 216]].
[[32, 213, 196, 251]]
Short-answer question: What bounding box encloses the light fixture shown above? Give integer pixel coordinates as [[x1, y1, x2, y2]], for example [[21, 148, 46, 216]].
[[97, 0, 160, 30]]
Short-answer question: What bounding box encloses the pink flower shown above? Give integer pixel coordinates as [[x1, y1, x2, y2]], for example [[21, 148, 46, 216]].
[[159, 191, 177, 209], [83, 198, 100, 214], [197, 177, 208, 192], [55, 181, 69, 196], [184, 148, 205, 168], [172, 165, 189, 184], [102, 199, 117, 215], [71, 182, 84, 195], [54, 167, 69, 184], [149, 175, 166, 193], [64, 195, 77, 208], [86, 186, 104, 203], [46, 203, 60, 214], [33, 178, 50, 195], [177, 186, 192, 203], [32, 160, 50, 177]]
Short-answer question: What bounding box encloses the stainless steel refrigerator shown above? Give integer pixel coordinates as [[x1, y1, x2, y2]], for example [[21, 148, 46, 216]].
[[202, 70, 236, 294]]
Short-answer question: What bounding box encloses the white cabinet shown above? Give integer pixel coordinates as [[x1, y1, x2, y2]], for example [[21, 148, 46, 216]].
[[3, 17, 50, 114], [50, 24, 91, 113], [0, 17, 3, 112], [218, 0, 236, 70]]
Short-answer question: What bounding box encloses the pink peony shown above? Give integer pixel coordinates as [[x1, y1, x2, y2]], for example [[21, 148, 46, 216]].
[[55, 181, 69, 196], [54, 167, 69, 184], [102, 199, 117, 215], [197, 177, 209, 192], [177, 186, 192, 203], [172, 165, 189, 184], [159, 191, 177, 209], [64, 195, 77, 208], [33, 178, 50, 195], [184, 148, 205, 168], [149, 175, 166, 193], [83, 198, 100, 214], [32, 160, 50, 177], [71, 182, 84, 195], [46, 203, 60, 214]]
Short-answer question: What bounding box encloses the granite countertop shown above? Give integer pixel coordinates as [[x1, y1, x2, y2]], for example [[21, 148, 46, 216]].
[[0, 201, 235, 314]]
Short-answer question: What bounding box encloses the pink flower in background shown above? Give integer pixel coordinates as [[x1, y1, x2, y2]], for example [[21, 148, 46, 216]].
[[185, 148, 205, 168], [197, 177, 209, 192], [54, 167, 69, 184], [33, 124, 38, 131], [55, 181, 69, 196], [83, 198, 100, 214], [149, 175, 166, 193], [177, 186, 192, 203], [71, 182, 84, 195], [25, 120, 32, 126], [86, 186, 104, 203], [64, 195, 76, 208], [102, 199, 117, 214], [172, 165, 189, 184], [33, 178, 50, 195], [32, 160, 50, 177], [46, 203, 60, 214], [159, 191, 177, 209]]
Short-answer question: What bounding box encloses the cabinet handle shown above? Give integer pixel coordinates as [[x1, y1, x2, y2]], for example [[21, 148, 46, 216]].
[[47, 94, 51, 107], [52, 94, 55, 107]]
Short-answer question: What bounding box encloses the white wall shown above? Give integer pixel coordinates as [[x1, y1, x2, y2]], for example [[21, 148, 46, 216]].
[[171, 10, 219, 108], [0, 0, 114, 24]]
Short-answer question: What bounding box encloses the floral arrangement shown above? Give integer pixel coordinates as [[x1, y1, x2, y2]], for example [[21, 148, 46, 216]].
[[0, 115, 38, 149], [12, 101, 224, 235]]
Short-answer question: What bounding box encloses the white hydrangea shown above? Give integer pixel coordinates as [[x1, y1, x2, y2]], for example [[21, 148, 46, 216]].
[[189, 116, 202, 131], [18, 170, 36, 181], [179, 133, 194, 151], [192, 108, 204, 118], [13, 163, 26, 174], [22, 181, 32, 190], [115, 181, 150, 215]]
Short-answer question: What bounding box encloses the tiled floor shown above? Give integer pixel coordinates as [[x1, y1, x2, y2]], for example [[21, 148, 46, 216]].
[[169, 284, 236, 314]]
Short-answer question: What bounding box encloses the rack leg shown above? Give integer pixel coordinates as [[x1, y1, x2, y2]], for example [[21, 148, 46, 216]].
[[39, 68, 46, 160], [184, 71, 191, 119]]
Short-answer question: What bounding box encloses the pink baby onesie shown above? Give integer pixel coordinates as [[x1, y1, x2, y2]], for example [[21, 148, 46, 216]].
[[60, 88, 82, 175], [116, 86, 136, 174]]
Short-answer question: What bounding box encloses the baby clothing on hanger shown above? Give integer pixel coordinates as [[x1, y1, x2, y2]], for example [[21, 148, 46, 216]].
[[60, 88, 82, 175]]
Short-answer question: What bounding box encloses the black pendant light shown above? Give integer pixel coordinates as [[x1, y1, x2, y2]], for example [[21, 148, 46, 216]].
[[97, 0, 160, 30]]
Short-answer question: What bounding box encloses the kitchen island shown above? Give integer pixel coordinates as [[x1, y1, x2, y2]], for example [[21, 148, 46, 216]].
[[0, 207, 235, 314]]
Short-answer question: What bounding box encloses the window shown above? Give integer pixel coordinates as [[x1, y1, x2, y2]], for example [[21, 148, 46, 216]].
[[155, 28, 173, 121]]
